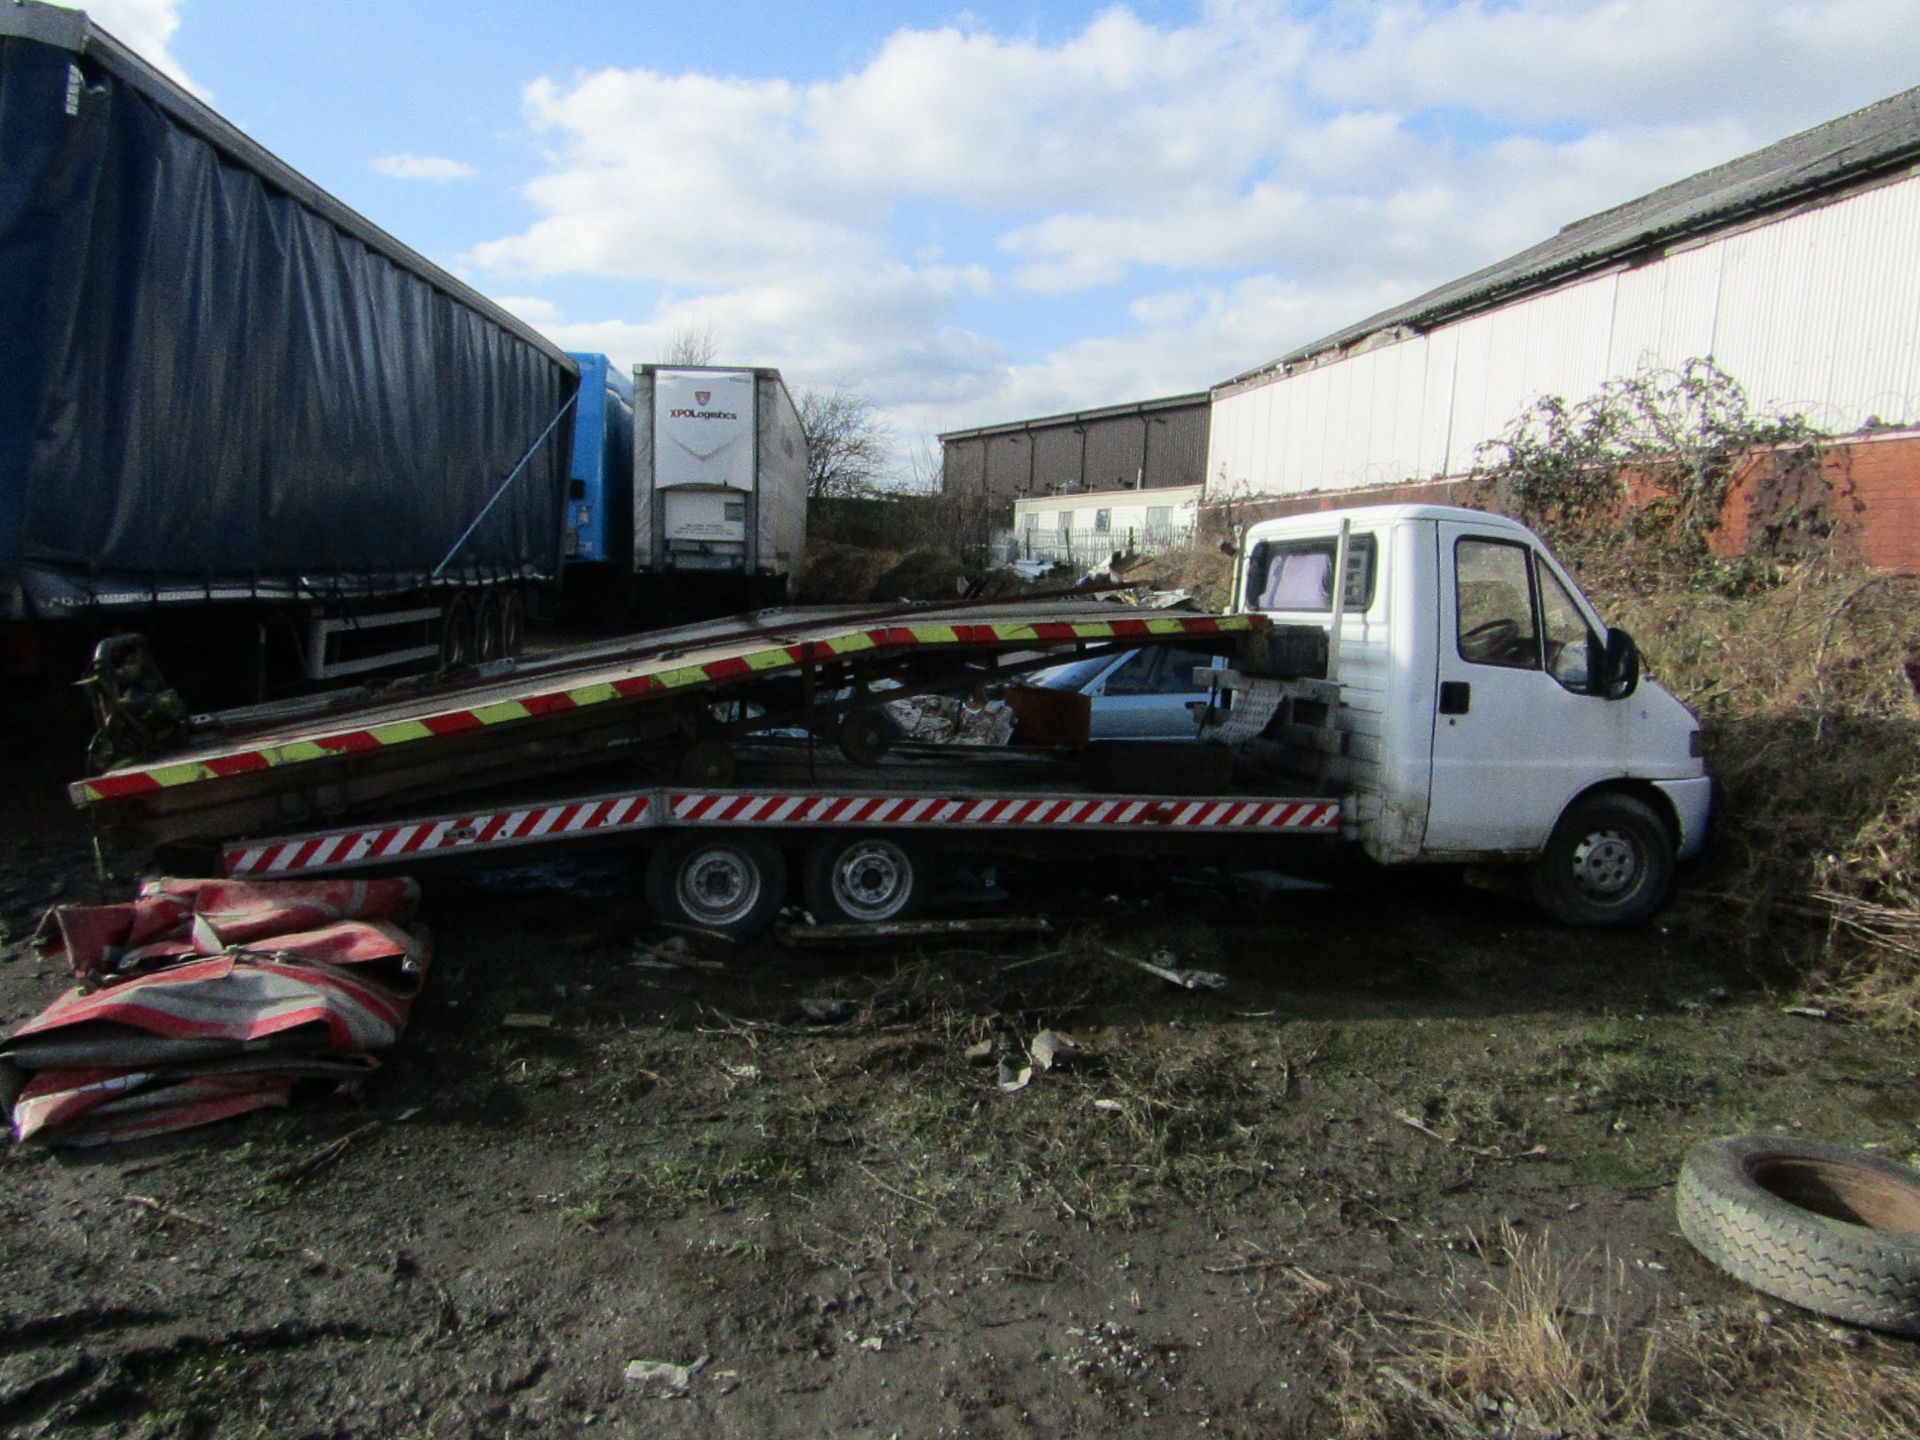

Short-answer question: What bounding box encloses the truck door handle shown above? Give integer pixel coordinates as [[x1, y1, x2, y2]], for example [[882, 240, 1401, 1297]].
[[1439, 681, 1471, 715]]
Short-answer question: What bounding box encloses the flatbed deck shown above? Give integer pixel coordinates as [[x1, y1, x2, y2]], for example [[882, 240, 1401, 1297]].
[[76, 599, 1262, 847]]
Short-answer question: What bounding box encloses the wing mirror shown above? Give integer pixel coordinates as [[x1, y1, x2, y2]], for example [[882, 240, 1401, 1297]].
[[1591, 628, 1640, 700]]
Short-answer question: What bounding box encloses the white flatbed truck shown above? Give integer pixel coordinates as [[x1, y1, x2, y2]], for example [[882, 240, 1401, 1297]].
[[74, 505, 1711, 933]]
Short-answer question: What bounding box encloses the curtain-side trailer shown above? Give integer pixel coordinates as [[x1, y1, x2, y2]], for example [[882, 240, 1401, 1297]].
[[0, 2, 580, 691]]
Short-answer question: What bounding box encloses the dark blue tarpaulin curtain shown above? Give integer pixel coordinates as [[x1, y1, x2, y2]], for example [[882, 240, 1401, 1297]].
[[0, 33, 576, 602]]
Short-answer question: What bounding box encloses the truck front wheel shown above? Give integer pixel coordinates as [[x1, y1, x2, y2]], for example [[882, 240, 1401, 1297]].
[[1529, 793, 1674, 927], [646, 835, 786, 940]]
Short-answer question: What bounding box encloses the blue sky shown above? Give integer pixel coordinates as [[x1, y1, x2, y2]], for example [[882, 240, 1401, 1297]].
[[72, 0, 1920, 479]]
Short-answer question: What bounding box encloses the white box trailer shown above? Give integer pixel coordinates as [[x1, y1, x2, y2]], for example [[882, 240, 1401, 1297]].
[[82, 506, 1712, 934], [632, 366, 807, 608]]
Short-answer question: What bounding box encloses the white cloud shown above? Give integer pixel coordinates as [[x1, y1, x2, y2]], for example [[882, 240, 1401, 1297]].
[[371, 153, 478, 182], [1310, 0, 1920, 136], [495, 296, 563, 327], [53, 0, 204, 96], [465, 1, 1920, 458]]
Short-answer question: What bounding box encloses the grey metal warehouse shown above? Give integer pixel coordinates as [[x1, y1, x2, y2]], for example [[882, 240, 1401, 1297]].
[[939, 393, 1208, 509]]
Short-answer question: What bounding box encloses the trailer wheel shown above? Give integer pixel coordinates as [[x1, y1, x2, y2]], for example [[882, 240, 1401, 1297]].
[[1528, 792, 1673, 926], [498, 588, 527, 658], [836, 707, 897, 764], [646, 835, 786, 940], [804, 833, 926, 925], [473, 589, 504, 664], [440, 594, 476, 670]]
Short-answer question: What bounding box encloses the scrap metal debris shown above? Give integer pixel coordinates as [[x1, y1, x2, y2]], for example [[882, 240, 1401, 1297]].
[[1129, 951, 1228, 991], [1027, 1029, 1079, 1073], [882, 692, 1016, 746], [623, 1356, 709, 1396], [778, 916, 1051, 946], [0, 876, 429, 1146], [798, 997, 857, 1023], [982, 1028, 1087, 1092]]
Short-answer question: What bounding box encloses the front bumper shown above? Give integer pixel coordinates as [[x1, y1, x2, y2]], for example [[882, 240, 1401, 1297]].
[[1653, 776, 1716, 862]]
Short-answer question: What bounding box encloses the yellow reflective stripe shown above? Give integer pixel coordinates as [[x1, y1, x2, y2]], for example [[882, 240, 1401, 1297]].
[[472, 701, 532, 726], [150, 760, 218, 787], [87, 609, 1262, 798], [371, 719, 433, 744]]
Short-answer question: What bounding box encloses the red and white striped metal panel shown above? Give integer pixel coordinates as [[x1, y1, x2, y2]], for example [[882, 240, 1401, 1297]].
[[222, 786, 1342, 877]]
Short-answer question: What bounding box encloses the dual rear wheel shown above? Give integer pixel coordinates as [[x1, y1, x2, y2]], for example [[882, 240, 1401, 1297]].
[[644, 831, 926, 939], [440, 587, 525, 671]]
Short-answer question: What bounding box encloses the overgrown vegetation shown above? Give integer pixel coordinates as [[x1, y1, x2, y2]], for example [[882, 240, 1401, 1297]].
[[1326, 1223, 1920, 1439], [1471, 359, 1919, 1024], [1469, 358, 1841, 588]]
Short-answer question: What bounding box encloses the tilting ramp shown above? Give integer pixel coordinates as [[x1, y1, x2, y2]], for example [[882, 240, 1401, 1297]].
[[74, 599, 1262, 845]]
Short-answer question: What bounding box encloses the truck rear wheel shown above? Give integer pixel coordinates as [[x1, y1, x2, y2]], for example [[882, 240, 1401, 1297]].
[[803, 833, 926, 925], [646, 835, 786, 940], [474, 589, 504, 664], [1528, 792, 1673, 926], [439, 594, 476, 670], [498, 588, 526, 658]]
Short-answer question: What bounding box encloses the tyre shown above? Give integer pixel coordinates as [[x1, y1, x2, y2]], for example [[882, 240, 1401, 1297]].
[[645, 835, 786, 940], [1677, 1135, 1920, 1336], [439, 594, 476, 671], [497, 588, 526, 658], [803, 833, 926, 925], [836, 707, 897, 764], [1528, 792, 1673, 926], [473, 589, 504, 664]]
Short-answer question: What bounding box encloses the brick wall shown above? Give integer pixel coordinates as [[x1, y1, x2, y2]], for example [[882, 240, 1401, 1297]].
[[1205, 430, 1920, 573]]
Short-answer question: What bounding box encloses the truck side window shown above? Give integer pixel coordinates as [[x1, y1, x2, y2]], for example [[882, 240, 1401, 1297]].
[[1249, 535, 1376, 613], [1455, 539, 1540, 668], [1538, 563, 1597, 691]]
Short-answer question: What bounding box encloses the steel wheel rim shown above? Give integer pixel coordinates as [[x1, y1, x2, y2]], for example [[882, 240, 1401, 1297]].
[[679, 848, 761, 924], [831, 841, 912, 922], [1570, 827, 1641, 898]]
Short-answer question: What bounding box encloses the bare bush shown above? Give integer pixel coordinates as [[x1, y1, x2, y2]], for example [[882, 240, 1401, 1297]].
[[800, 384, 893, 499]]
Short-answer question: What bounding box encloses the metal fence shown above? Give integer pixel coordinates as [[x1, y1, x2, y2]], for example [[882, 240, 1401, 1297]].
[[991, 525, 1196, 567]]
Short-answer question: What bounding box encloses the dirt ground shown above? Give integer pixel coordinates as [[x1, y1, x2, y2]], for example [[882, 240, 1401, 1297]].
[[2, 703, 1917, 1438]]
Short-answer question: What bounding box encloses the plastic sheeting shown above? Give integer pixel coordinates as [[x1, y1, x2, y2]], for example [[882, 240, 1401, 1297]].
[[1, 876, 430, 1145], [0, 10, 578, 612]]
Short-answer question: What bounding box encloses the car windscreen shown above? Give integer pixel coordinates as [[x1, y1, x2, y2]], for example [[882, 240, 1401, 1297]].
[[1023, 654, 1117, 692]]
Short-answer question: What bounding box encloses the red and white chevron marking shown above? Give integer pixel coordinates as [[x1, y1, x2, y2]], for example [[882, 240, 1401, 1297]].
[[223, 789, 1341, 877], [223, 794, 655, 877], [668, 792, 1341, 830]]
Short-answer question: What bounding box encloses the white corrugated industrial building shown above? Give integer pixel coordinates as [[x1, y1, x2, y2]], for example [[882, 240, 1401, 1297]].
[[1207, 87, 1920, 509]]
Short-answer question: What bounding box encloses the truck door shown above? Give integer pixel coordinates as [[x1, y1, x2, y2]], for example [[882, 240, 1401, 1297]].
[[1424, 522, 1618, 854]]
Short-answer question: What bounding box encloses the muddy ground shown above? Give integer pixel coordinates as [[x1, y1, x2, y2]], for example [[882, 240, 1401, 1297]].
[[2, 703, 1917, 1438]]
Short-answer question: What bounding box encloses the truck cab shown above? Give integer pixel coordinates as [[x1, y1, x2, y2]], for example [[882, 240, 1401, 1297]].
[[1236, 504, 1711, 924]]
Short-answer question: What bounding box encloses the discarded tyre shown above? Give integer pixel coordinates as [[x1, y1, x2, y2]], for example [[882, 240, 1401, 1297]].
[[1676, 1134, 1920, 1335]]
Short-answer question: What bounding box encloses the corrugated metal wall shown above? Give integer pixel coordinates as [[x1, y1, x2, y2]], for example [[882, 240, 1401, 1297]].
[[1208, 174, 1920, 497], [943, 401, 1210, 505]]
